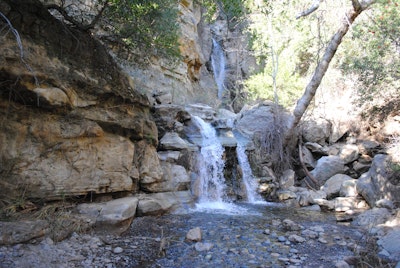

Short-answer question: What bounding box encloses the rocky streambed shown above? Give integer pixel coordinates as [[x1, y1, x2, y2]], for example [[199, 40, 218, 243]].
[[2, 202, 392, 268]]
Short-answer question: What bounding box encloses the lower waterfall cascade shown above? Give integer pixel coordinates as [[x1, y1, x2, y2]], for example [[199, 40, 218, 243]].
[[191, 115, 264, 212]]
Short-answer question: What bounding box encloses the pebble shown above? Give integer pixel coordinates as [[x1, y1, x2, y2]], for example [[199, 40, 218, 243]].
[[113, 247, 123, 254], [0, 205, 373, 268], [318, 237, 328, 244], [195, 242, 213, 252], [278, 236, 286, 242]]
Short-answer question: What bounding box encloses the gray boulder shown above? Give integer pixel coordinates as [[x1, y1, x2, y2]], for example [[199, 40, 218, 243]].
[[76, 197, 139, 235], [309, 156, 346, 186], [377, 228, 400, 261], [302, 118, 331, 145], [339, 179, 358, 197], [159, 132, 189, 150], [356, 154, 400, 207], [352, 207, 391, 228], [321, 174, 353, 199], [0, 220, 49, 245], [137, 191, 194, 216]]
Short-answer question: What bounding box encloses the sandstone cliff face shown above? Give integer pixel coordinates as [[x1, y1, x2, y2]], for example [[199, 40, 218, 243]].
[[121, 0, 220, 107], [0, 0, 160, 200]]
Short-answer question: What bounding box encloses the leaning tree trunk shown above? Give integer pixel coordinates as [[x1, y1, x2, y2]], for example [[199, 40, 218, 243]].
[[284, 0, 376, 146]]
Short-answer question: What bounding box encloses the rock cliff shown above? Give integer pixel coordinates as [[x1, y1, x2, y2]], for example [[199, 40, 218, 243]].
[[0, 0, 159, 200]]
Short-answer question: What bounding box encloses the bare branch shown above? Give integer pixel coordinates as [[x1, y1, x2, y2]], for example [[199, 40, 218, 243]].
[[0, 11, 38, 85], [296, 0, 322, 19]]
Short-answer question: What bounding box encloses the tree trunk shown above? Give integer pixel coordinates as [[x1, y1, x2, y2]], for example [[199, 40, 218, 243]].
[[284, 0, 376, 146]]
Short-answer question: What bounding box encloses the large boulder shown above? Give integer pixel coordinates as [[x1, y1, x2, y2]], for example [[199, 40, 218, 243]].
[[141, 162, 191, 193], [235, 102, 291, 139], [136, 191, 194, 216], [377, 228, 400, 261], [352, 207, 391, 228], [159, 132, 190, 150], [76, 197, 139, 235], [356, 154, 400, 207], [309, 156, 346, 186], [321, 174, 353, 199], [0, 220, 49, 245], [301, 118, 331, 145], [338, 144, 360, 164]]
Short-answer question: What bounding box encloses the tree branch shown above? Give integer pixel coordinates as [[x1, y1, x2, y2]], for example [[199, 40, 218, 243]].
[[296, 0, 322, 19], [284, 0, 376, 147], [0, 11, 38, 85]]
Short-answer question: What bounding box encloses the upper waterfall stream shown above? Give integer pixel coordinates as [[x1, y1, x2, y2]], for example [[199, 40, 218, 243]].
[[211, 39, 226, 99]]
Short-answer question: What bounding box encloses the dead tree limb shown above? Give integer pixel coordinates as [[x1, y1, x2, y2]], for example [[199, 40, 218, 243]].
[[296, 0, 322, 19], [298, 137, 319, 190]]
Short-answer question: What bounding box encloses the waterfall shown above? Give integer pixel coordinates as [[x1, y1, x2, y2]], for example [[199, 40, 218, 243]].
[[211, 38, 226, 99], [192, 116, 227, 205], [236, 144, 264, 203]]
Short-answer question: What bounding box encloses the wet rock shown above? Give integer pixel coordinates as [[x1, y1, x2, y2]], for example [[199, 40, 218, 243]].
[[185, 104, 216, 121], [136, 191, 194, 216], [158, 151, 181, 162], [186, 227, 202, 242], [159, 132, 189, 150]]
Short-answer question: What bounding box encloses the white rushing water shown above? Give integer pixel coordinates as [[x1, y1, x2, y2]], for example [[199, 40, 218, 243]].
[[211, 38, 226, 99], [192, 116, 227, 205], [236, 143, 265, 204], [191, 116, 264, 214]]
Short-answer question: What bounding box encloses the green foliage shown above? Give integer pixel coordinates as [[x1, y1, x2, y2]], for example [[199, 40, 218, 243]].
[[244, 64, 304, 107], [105, 0, 181, 60], [339, 0, 400, 103], [242, 1, 311, 107], [197, 0, 250, 30]]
